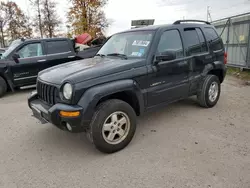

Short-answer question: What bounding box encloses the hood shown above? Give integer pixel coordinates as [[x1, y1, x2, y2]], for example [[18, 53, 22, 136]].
[[39, 57, 143, 85]]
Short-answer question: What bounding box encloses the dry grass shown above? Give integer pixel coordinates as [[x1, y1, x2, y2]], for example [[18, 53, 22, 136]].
[[227, 67, 250, 81]]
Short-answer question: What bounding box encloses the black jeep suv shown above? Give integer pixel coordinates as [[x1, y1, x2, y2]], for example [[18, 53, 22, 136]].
[[28, 20, 227, 153]]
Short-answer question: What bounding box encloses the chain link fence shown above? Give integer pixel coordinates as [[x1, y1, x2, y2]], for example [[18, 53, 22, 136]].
[[213, 12, 250, 69]]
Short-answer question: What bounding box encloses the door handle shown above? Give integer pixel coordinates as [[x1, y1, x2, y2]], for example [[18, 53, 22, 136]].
[[68, 56, 75, 58], [37, 59, 46, 63]]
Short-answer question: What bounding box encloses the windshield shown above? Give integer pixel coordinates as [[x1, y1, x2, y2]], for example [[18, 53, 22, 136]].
[[97, 31, 154, 59], [1, 39, 23, 59]]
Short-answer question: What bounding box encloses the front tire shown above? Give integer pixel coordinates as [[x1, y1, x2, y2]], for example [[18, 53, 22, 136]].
[[0, 76, 7, 98], [197, 75, 221, 108], [88, 99, 137, 153]]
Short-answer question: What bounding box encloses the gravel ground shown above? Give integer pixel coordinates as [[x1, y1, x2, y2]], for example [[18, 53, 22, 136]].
[[0, 76, 250, 188]]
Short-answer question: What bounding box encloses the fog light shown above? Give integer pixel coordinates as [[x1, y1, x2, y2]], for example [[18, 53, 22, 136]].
[[66, 123, 72, 131]]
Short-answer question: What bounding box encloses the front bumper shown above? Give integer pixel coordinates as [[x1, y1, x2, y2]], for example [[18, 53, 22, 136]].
[[28, 91, 90, 133]]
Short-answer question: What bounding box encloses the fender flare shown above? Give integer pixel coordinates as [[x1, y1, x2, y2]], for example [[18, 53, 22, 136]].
[[213, 61, 225, 70], [201, 61, 225, 76], [78, 79, 144, 121], [0, 68, 15, 92]]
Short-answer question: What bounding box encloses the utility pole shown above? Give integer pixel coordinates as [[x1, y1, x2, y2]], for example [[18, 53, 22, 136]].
[[30, 0, 43, 38], [37, 0, 43, 38], [207, 6, 212, 22], [25, 0, 32, 38], [207, 6, 209, 22]]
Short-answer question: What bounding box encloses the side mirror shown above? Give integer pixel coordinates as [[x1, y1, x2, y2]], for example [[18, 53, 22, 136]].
[[12, 53, 20, 63], [155, 51, 176, 63]]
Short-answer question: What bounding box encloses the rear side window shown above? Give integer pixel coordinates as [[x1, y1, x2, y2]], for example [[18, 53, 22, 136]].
[[184, 28, 205, 55], [203, 28, 223, 51], [47, 40, 71, 55], [196, 28, 208, 52]]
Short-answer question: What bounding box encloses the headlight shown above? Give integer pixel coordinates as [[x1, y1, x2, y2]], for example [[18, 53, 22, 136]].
[[63, 83, 73, 100]]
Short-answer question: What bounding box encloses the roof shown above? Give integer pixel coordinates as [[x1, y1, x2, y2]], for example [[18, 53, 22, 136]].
[[117, 20, 212, 34], [25, 37, 69, 42], [131, 24, 171, 31], [119, 24, 171, 33]]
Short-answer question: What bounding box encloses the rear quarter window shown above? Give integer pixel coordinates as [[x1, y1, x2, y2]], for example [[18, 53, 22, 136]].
[[203, 28, 223, 51], [46, 40, 71, 55]]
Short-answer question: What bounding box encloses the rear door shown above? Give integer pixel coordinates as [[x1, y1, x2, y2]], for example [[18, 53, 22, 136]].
[[43, 39, 76, 70], [10, 42, 46, 86], [182, 27, 210, 94]]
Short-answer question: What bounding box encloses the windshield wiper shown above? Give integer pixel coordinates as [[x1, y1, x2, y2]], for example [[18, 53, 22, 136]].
[[95, 53, 106, 57], [106, 53, 128, 59]]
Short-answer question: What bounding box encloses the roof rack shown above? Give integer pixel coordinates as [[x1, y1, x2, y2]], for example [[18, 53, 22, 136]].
[[173, 20, 210, 25]]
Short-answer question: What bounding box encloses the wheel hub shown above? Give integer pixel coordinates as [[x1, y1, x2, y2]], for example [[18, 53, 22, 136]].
[[208, 81, 219, 102], [102, 111, 130, 145]]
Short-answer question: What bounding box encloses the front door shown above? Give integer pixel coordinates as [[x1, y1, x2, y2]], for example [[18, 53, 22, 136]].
[[147, 29, 190, 107], [10, 42, 45, 86]]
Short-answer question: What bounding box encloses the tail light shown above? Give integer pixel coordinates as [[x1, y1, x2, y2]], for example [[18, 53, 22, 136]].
[[224, 52, 227, 64]]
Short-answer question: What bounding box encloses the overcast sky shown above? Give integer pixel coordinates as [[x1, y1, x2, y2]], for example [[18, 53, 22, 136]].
[[2, 0, 250, 35]]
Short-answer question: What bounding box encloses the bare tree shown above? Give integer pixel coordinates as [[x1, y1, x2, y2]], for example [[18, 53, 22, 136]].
[[30, 0, 43, 38], [0, 1, 32, 44], [0, 2, 11, 47], [41, 0, 61, 38]]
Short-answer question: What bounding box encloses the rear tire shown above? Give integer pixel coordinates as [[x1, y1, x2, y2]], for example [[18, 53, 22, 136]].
[[88, 99, 137, 153], [197, 75, 221, 108], [0, 76, 7, 98]]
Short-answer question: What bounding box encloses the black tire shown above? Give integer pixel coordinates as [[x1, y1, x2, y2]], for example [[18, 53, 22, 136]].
[[88, 99, 137, 153], [0, 76, 7, 98], [197, 74, 221, 108]]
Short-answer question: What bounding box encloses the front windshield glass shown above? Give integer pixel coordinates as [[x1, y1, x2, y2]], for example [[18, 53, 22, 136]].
[[1, 39, 23, 59], [97, 31, 154, 59]]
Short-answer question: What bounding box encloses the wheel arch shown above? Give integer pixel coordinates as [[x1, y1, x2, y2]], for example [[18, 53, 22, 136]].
[[208, 69, 224, 83], [202, 61, 226, 83], [96, 90, 141, 116], [78, 79, 145, 122], [0, 73, 12, 91]]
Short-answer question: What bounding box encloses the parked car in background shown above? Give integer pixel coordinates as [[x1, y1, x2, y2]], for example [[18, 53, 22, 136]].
[[28, 20, 227, 153], [0, 37, 106, 97]]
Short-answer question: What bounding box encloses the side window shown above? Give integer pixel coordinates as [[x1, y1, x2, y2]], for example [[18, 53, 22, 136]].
[[17, 43, 44, 58], [47, 40, 71, 55], [203, 28, 223, 51], [157, 30, 184, 58], [184, 28, 202, 55], [196, 28, 208, 52]]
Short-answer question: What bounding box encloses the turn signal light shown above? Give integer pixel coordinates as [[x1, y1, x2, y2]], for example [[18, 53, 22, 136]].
[[60, 111, 80, 117]]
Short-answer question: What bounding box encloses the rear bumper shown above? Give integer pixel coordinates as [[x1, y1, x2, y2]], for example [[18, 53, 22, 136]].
[[28, 91, 90, 133]]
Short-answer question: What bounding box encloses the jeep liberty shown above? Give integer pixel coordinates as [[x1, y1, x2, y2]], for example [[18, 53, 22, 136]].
[[28, 20, 227, 153]]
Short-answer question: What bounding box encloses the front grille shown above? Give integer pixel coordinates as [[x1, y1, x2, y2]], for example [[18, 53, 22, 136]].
[[37, 81, 59, 105]]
